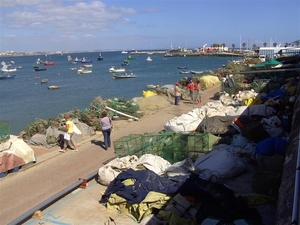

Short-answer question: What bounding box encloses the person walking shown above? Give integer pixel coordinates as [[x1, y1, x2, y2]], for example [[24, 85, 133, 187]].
[[174, 82, 182, 105], [195, 80, 203, 104], [100, 111, 113, 150], [60, 113, 78, 152]]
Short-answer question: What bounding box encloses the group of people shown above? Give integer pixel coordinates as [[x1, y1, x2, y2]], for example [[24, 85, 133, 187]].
[[174, 78, 203, 105], [59, 111, 113, 153], [60, 79, 203, 152]]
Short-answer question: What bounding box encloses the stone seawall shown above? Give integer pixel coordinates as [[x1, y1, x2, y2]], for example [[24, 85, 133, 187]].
[[276, 80, 300, 224]]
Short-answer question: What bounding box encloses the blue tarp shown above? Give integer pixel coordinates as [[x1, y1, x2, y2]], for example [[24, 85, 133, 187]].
[[255, 137, 287, 156]]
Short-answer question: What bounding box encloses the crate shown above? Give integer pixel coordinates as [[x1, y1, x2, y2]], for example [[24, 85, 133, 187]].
[[142, 132, 175, 159], [113, 134, 144, 157], [0, 121, 10, 143], [252, 170, 282, 197], [114, 132, 213, 164]]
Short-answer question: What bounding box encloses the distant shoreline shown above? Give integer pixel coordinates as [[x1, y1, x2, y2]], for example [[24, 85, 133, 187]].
[[0, 51, 244, 58]]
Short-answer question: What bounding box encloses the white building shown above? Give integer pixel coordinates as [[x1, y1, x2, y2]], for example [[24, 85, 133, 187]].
[[259, 47, 300, 60]]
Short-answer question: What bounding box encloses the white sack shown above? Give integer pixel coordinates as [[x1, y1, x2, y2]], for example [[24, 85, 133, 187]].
[[130, 154, 171, 175], [98, 155, 138, 186], [165, 158, 194, 177], [261, 116, 283, 137], [194, 145, 246, 182]]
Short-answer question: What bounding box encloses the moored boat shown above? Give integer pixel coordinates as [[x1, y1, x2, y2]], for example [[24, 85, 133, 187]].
[[127, 55, 136, 60], [0, 74, 16, 79], [1, 66, 17, 72], [190, 70, 203, 74], [109, 66, 125, 73], [83, 63, 93, 68], [146, 56, 152, 62], [81, 57, 92, 63], [44, 61, 55, 66], [177, 66, 188, 69], [48, 85, 60, 90], [97, 53, 103, 61], [112, 72, 136, 79], [41, 79, 48, 84], [77, 69, 92, 74], [34, 67, 47, 71], [179, 70, 191, 74], [164, 52, 173, 57], [36, 58, 43, 64]]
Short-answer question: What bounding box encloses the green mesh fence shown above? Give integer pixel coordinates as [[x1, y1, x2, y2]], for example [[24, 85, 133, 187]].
[[113, 134, 144, 156], [114, 132, 213, 164], [0, 121, 10, 143]]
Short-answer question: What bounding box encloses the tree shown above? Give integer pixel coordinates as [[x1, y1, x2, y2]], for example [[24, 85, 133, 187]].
[[242, 43, 246, 49], [284, 42, 289, 47], [253, 44, 257, 50], [295, 40, 300, 47], [273, 42, 277, 47], [232, 44, 235, 50], [263, 42, 267, 47]]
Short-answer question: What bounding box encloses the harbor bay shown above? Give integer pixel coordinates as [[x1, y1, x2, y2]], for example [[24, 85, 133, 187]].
[[0, 52, 240, 135]]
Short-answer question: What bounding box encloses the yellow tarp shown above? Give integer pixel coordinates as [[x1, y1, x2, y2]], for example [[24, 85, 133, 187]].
[[105, 190, 172, 222], [142, 90, 157, 98]]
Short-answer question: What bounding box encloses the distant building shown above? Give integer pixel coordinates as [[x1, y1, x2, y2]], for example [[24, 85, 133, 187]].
[[259, 47, 300, 60]]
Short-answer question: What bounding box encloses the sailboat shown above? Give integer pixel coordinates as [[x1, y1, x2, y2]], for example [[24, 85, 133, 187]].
[[121, 47, 128, 54]]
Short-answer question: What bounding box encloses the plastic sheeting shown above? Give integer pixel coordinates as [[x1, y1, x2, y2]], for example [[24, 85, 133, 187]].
[[194, 144, 246, 182], [164, 100, 277, 133], [0, 135, 35, 173]]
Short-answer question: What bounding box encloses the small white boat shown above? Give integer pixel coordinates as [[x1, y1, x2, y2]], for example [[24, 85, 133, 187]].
[[109, 66, 125, 73], [48, 85, 60, 90], [67, 55, 72, 61], [146, 84, 159, 89], [121, 50, 128, 54], [83, 63, 93, 68], [113, 73, 136, 79], [73, 57, 80, 63], [36, 58, 43, 64], [1, 65, 17, 72], [41, 79, 48, 84], [179, 70, 191, 74], [146, 56, 152, 62], [78, 69, 92, 74], [190, 70, 203, 74]]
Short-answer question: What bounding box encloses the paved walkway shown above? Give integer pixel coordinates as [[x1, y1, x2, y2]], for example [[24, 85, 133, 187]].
[[0, 85, 222, 224]]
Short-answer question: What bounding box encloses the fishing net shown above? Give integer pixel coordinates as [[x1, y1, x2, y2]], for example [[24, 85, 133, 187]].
[[114, 132, 219, 164]]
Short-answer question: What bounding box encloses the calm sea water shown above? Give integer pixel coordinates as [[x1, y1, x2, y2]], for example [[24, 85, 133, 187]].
[[0, 52, 240, 135]]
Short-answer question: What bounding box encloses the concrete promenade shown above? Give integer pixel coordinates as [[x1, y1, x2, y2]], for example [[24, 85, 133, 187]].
[[0, 85, 222, 224]]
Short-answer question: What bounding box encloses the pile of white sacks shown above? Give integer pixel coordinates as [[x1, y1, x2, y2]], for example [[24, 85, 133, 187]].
[[98, 147, 248, 186], [164, 90, 278, 133]]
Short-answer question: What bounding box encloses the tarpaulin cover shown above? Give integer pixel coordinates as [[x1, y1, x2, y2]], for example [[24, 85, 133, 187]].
[[0, 135, 35, 173]]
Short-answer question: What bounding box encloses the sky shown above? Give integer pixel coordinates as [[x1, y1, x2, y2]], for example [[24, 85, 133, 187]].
[[1, 0, 300, 53]]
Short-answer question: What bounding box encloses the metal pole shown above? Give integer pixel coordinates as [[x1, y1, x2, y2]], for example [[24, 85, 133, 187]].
[[291, 130, 300, 224], [8, 171, 98, 225]]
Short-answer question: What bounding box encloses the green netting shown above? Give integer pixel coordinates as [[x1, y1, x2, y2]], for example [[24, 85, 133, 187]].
[[113, 134, 144, 156], [106, 98, 140, 117], [114, 132, 216, 164], [0, 121, 10, 143]]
